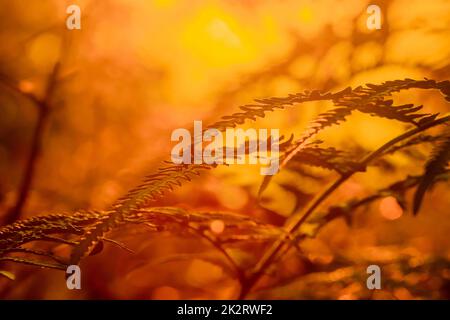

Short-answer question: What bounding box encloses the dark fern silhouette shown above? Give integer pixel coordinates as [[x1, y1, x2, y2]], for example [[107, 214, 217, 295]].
[[0, 78, 449, 298], [413, 128, 450, 215]]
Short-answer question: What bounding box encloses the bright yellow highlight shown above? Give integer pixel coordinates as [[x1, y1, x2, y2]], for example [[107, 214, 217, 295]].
[[27, 33, 61, 72], [299, 6, 314, 23], [182, 7, 255, 67], [152, 0, 177, 8]]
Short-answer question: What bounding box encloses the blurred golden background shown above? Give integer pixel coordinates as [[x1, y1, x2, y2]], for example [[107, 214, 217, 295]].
[[0, 0, 449, 299]]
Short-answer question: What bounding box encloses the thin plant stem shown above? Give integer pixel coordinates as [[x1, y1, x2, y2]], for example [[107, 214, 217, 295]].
[[2, 64, 60, 225]]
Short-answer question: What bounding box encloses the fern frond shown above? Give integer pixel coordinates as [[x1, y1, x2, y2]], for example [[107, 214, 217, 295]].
[[0, 257, 67, 270], [69, 164, 212, 264], [33, 78, 450, 264], [0, 211, 104, 251], [356, 100, 437, 125], [308, 170, 450, 238], [287, 138, 439, 176], [413, 129, 450, 215], [287, 143, 361, 175], [0, 206, 281, 271], [0, 203, 277, 268], [382, 134, 445, 156], [210, 89, 339, 131], [132, 207, 281, 241], [2, 248, 69, 265], [260, 79, 450, 194]]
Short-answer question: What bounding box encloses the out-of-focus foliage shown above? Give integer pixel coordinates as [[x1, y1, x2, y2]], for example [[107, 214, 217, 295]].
[[0, 0, 449, 299]]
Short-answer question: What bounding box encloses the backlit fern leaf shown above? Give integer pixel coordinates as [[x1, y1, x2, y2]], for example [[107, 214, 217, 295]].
[[71, 79, 450, 261], [413, 129, 450, 215], [210, 89, 338, 131], [383, 134, 445, 156], [0, 211, 103, 250], [70, 164, 213, 264], [287, 135, 445, 177], [260, 79, 450, 194], [287, 143, 360, 175], [3, 78, 446, 267], [0, 206, 280, 277], [354, 100, 436, 125]]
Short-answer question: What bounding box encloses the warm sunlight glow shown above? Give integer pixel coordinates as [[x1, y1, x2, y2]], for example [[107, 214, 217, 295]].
[[0, 0, 449, 301], [210, 219, 225, 234], [379, 196, 404, 220]]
